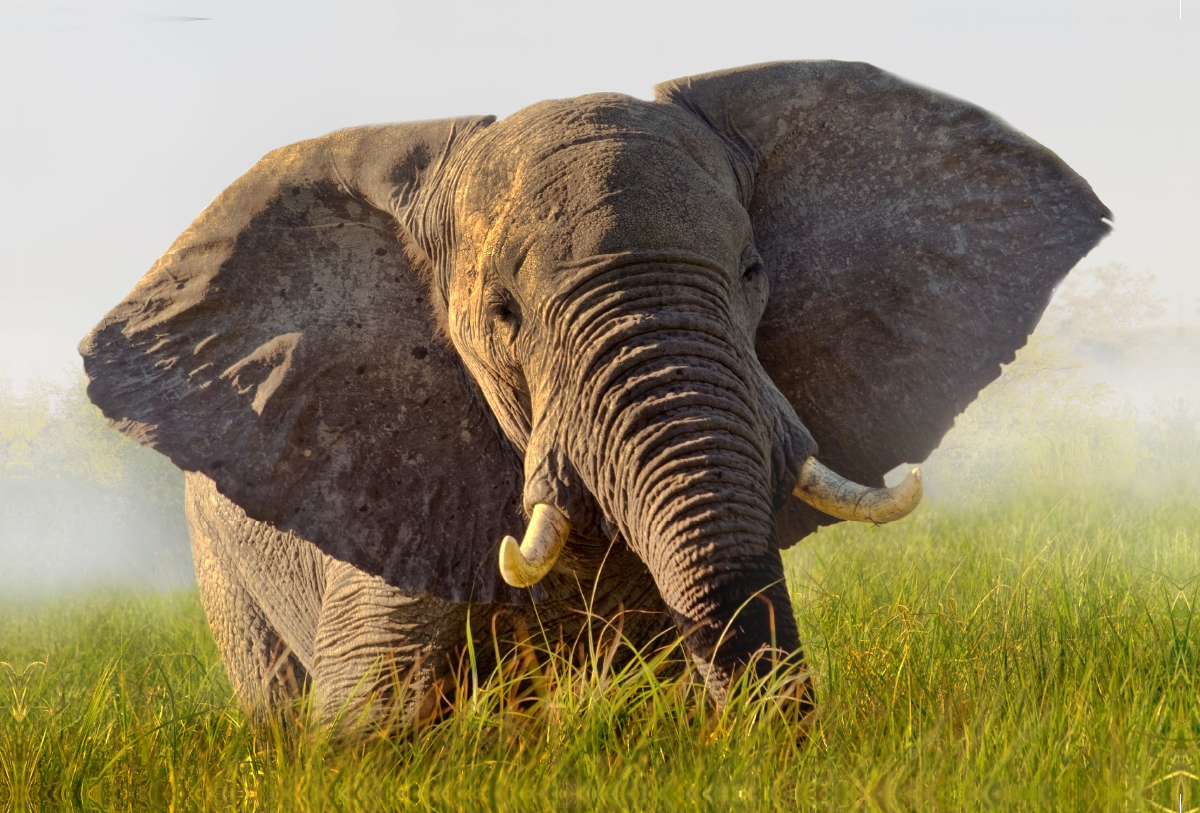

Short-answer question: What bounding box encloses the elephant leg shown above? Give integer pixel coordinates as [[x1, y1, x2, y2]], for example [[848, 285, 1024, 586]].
[[310, 560, 467, 730], [186, 472, 323, 713], [189, 513, 309, 711]]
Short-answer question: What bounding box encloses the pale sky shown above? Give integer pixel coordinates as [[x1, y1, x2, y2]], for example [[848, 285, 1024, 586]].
[[2, 0, 1197, 391]]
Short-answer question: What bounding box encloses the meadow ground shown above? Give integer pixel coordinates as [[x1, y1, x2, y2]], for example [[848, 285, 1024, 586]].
[[1, 490, 1197, 812]]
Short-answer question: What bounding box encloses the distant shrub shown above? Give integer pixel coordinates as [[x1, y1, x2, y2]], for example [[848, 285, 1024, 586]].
[[1040, 262, 1167, 339], [922, 332, 1200, 506], [1131, 397, 1200, 498]]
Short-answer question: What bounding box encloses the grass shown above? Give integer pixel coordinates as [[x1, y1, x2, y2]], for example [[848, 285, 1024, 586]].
[[1, 489, 1198, 812]]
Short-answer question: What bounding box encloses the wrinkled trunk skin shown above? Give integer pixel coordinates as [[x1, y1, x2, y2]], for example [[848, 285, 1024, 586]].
[[525, 261, 814, 704]]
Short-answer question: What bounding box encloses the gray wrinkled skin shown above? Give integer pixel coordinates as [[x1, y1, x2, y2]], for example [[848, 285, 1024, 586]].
[[80, 61, 1109, 724], [187, 473, 667, 721]]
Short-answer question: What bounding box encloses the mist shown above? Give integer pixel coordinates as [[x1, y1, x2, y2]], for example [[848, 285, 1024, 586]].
[[914, 263, 1200, 506], [0, 374, 192, 597]]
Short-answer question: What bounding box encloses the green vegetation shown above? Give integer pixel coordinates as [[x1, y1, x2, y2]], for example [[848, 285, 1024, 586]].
[[1, 489, 1196, 811]]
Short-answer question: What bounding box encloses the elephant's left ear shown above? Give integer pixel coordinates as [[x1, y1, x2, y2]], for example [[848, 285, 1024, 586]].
[[79, 117, 546, 604], [655, 61, 1110, 490]]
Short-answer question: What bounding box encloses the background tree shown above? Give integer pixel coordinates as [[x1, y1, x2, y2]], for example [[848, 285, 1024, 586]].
[[922, 262, 1198, 506], [1040, 262, 1167, 341], [920, 333, 1135, 504]]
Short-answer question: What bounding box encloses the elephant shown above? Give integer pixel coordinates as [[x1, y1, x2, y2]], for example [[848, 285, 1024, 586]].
[[79, 61, 1109, 725]]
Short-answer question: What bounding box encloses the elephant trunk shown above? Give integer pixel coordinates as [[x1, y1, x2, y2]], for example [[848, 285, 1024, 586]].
[[584, 370, 800, 700], [532, 259, 814, 702]]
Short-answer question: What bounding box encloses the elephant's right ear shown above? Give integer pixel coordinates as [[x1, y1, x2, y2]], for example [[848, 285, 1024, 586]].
[[80, 116, 540, 604], [656, 62, 1110, 529]]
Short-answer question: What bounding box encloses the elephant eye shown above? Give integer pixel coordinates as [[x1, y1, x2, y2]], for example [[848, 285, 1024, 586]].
[[486, 290, 520, 334], [740, 244, 765, 282], [742, 256, 765, 281]]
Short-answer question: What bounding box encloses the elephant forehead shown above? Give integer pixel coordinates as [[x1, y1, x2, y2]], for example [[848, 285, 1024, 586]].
[[479, 93, 736, 179], [458, 101, 748, 268], [537, 140, 748, 262]]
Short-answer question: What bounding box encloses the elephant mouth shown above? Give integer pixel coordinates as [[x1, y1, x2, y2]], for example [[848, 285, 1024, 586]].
[[497, 456, 922, 587]]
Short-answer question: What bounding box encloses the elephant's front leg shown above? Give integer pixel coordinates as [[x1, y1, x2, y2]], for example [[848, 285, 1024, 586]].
[[311, 561, 468, 728], [187, 478, 312, 712], [192, 533, 311, 710]]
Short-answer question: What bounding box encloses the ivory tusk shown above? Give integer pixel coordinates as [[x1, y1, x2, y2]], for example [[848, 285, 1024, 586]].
[[498, 503, 572, 588], [793, 457, 923, 524]]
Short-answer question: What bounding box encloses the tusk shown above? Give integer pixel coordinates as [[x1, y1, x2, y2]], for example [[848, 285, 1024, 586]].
[[793, 457, 922, 524], [498, 503, 572, 588]]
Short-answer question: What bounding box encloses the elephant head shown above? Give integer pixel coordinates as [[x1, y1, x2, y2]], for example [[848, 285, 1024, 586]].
[[80, 61, 1109, 703]]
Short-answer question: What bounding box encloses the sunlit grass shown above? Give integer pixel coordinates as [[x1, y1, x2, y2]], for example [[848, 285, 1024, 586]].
[[2, 490, 1197, 811]]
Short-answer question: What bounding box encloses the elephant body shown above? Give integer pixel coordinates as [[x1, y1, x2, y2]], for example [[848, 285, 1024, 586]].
[[187, 473, 671, 720], [81, 61, 1109, 725]]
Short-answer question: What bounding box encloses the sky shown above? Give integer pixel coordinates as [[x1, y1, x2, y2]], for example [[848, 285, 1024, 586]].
[[0, 0, 1197, 392]]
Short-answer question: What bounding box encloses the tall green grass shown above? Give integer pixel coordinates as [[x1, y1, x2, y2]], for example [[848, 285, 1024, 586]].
[[2, 490, 1197, 811]]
